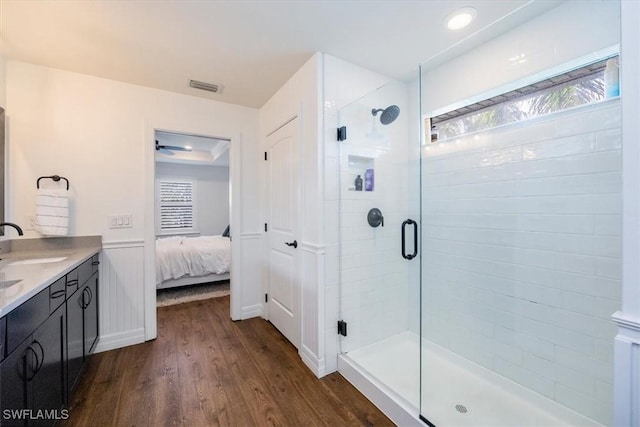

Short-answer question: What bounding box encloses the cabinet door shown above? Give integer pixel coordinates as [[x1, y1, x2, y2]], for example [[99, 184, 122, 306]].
[[66, 287, 84, 397], [0, 337, 36, 427], [83, 273, 99, 356], [30, 303, 66, 427]]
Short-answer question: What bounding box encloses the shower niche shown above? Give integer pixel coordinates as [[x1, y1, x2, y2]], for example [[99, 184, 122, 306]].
[[347, 155, 374, 192]]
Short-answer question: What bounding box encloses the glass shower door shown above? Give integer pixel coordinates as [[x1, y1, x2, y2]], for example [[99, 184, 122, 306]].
[[336, 79, 422, 409], [419, 1, 621, 425]]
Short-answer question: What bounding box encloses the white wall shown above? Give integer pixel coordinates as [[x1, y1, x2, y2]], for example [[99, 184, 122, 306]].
[[5, 60, 260, 351], [155, 162, 230, 236], [0, 55, 6, 108], [421, 0, 620, 116], [259, 53, 324, 375], [416, 2, 623, 424], [334, 80, 412, 354], [421, 100, 621, 425], [259, 52, 413, 377], [323, 54, 415, 374], [615, 1, 640, 425]]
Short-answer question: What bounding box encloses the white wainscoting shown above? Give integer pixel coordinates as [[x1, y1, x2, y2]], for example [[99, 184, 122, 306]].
[[95, 239, 146, 353], [238, 232, 263, 319], [619, 2, 640, 424], [613, 313, 640, 427], [299, 240, 326, 377]]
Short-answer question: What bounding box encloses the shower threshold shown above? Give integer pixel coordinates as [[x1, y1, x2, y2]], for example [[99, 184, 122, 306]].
[[339, 332, 601, 426]]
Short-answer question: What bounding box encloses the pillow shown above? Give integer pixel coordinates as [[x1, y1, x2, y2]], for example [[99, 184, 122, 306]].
[[222, 225, 230, 238]]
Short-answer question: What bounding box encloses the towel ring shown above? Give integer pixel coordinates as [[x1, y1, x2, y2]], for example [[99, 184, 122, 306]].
[[37, 175, 70, 191]]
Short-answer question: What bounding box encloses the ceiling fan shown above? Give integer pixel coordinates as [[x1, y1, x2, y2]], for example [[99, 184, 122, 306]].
[[155, 140, 192, 155]]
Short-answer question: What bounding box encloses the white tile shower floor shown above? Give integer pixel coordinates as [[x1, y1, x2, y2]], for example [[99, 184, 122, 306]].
[[345, 332, 598, 426]]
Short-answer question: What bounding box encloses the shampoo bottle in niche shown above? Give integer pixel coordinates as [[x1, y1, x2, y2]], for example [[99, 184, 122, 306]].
[[355, 175, 363, 191], [364, 169, 374, 191], [431, 125, 439, 142]]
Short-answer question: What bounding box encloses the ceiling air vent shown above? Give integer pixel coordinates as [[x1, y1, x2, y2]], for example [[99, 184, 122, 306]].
[[189, 79, 220, 93]]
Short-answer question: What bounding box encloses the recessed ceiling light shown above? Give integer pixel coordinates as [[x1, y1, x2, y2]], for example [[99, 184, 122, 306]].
[[184, 145, 192, 150], [445, 7, 477, 31]]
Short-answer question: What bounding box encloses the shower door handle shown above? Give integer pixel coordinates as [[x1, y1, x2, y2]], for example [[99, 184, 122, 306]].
[[401, 219, 418, 260]]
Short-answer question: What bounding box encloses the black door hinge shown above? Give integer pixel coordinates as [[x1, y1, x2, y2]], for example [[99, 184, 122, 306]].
[[264, 151, 268, 161], [337, 126, 347, 141], [265, 293, 268, 303], [337, 320, 348, 337], [264, 223, 268, 232]]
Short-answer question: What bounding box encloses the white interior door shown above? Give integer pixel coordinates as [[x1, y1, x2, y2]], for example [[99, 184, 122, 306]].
[[266, 118, 300, 348]]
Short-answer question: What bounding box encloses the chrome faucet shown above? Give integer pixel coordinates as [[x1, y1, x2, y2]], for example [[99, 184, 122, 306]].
[[0, 222, 24, 236]]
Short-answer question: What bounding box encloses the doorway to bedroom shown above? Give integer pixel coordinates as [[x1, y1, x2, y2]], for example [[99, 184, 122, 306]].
[[153, 130, 232, 306]]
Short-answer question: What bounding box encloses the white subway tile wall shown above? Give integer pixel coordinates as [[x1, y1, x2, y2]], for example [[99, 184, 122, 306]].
[[421, 100, 621, 425], [336, 82, 412, 354]]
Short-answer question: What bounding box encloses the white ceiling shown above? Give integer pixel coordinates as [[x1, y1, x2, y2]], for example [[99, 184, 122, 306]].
[[0, 0, 562, 108], [155, 131, 229, 166]]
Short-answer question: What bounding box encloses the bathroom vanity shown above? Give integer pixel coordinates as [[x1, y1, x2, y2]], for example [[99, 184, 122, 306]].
[[0, 237, 101, 426]]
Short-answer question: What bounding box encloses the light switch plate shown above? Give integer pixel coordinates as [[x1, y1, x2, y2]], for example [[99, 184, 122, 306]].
[[109, 215, 133, 229]]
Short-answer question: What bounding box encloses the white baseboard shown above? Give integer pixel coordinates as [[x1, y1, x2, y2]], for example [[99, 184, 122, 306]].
[[241, 303, 262, 319], [300, 344, 326, 378], [613, 312, 640, 427], [94, 328, 146, 353]]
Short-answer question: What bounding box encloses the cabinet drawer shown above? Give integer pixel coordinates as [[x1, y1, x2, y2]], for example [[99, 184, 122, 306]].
[[49, 276, 66, 313], [6, 287, 49, 355], [66, 268, 79, 295], [91, 253, 100, 275], [78, 258, 93, 286]]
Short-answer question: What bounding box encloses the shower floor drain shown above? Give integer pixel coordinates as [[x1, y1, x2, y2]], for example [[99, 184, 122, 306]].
[[455, 404, 468, 414]]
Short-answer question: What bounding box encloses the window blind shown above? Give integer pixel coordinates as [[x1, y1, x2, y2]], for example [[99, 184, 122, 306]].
[[159, 181, 194, 231]]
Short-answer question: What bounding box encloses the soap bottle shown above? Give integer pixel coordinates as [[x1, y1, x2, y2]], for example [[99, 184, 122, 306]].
[[355, 175, 363, 191], [431, 125, 439, 142], [364, 169, 374, 191]]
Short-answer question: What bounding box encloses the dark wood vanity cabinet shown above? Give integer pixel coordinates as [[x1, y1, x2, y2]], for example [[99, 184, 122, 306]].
[[0, 253, 100, 426], [1, 303, 66, 427], [66, 257, 100, 395], [1, 335, 33, 426], [29, 304, 66, 427], [82, 273, 99, 357], [65, 288, 83, 397]]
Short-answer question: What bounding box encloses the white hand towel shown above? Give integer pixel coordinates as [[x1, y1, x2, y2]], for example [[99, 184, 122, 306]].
[[36, 189, 69, 236]]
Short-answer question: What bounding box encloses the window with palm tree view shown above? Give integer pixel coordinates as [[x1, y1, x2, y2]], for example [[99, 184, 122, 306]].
[[430, 56, 619, 141]]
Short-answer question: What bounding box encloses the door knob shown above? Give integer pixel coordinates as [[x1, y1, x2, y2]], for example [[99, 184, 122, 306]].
[[285, 240, 298, 249]]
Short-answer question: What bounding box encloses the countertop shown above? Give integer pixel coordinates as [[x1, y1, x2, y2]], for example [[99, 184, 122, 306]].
[[0, 242, 101, 317]]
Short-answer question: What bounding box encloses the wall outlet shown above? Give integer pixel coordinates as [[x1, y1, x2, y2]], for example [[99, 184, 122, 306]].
[[109, 215, 133, 229]]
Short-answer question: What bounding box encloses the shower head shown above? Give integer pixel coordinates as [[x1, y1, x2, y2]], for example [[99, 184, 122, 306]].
[[371, 105, 400, 125]]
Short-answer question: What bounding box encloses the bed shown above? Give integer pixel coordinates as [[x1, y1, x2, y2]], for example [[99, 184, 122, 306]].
[[155, 235, 231, 290]]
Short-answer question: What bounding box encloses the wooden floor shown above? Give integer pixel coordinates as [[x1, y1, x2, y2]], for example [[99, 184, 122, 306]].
[[63, 296, 393, 427]]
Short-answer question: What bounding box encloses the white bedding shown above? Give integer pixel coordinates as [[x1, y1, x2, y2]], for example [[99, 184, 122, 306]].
[[155, 235, 231, 285]]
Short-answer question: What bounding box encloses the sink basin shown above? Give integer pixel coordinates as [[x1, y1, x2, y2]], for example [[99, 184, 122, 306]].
[[0, 279, 22, 289], [9, 257, 68, 266]]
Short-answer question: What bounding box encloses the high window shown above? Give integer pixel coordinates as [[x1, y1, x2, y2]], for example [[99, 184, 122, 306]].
[[430, 56, 618, 141]]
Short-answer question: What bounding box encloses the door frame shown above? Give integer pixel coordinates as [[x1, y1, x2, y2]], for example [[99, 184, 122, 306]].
[[143, 122, 243, 340], [263, 114, 303, 348]]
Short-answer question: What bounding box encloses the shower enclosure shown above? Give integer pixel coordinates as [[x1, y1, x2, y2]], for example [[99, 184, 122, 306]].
[[336, 2, 621, 426]]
